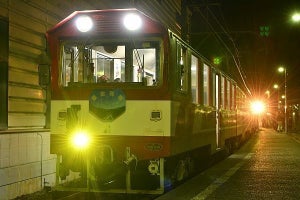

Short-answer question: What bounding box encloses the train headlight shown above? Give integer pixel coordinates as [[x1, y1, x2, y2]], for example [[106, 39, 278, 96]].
[[123, 13, 142, 31], [75, 15, 93, 32], [250, 100, 265, 115], [71, 131, 90, 149]]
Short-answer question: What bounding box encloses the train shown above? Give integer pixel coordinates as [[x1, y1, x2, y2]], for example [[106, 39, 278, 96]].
[[46, 8, 258, 194]]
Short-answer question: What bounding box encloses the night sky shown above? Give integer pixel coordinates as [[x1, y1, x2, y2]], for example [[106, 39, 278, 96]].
[[190, 0, 300, 102]]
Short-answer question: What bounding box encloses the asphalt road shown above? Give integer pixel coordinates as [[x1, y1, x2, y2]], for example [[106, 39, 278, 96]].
[[156, 129, 300, 200]]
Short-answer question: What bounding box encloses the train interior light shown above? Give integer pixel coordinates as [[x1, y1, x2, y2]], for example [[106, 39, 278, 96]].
[[75, 15, 93, 32], [123, 13, 142, 31]]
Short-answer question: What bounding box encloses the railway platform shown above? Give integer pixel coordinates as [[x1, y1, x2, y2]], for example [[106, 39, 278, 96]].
[[155, 128, 300, 200]]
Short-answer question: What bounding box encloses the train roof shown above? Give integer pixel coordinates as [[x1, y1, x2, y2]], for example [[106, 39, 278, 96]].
[[47, 8, 166, 38]]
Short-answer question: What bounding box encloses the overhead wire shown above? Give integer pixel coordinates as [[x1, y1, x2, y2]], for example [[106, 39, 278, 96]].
[[193, 6, 252, 96], [207, 7, 251, 96], [214, 4, 249, 81]]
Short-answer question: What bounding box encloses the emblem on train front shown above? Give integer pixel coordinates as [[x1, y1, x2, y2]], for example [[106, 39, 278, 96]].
[[89, 89, 126, 121]]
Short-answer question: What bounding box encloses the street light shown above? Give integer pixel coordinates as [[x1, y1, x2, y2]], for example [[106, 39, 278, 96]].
[[278, 66, 287, 133], [291, 12, 300, 23], [265, 90, 270, 98]]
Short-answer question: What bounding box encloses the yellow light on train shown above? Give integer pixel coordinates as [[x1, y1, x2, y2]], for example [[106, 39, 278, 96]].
[[123, 13, 142, 31], [75, 15, 93, 32], [71, 131, 90, 149], [250, 100, 265, 115]]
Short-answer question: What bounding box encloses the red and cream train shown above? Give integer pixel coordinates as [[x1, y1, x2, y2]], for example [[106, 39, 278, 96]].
[[46, 9, 257, 194]]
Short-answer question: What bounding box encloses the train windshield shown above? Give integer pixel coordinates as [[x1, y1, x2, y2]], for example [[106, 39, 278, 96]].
[[60, 40, 161, 87]]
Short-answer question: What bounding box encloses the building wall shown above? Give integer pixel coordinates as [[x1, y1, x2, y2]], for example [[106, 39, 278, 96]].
[[0, 132, 55, 200], [0, 0, 180, 199]]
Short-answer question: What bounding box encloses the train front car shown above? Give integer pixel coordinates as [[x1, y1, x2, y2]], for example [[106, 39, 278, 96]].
[[47, 9, 257, 195], [48, 9, 170, 194]]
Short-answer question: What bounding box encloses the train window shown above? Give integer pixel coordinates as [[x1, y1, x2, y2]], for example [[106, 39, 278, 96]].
[[60, 41, 160, 87], [232, 84, 236, 109], [212, 71, 216, 107], [203, 64, 209, 106], [177, 44, 187, 91], [236, 88, 240, 109], [61, 44, 125, 85], [221, 76, 225, 108], [132, 48, 157, 86], [236, 88, 243, 110], [191, 55, 198, 103], [227, 80, 231, 109]]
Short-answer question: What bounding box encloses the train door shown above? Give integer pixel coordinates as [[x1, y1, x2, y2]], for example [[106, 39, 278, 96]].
[[215, 74, 220, 149]]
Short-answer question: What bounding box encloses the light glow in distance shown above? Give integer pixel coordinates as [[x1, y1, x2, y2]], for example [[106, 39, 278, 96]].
[[292, 13, 300, 22], [123, 13, 142, 31], [75, 15, 93, 32], [250, 100, 266, 115]]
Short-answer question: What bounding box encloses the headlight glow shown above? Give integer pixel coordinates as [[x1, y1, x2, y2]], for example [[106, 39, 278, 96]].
[[71, 131, 90, 149], [75, 15, 93, 32], [123, 13, 142, 31]]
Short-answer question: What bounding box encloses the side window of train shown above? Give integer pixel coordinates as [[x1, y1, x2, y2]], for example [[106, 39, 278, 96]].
[[237, 88, 245, 110], [221, 76, 225, 109], [232, 84, 236, 109], [60, 41, 160, 86], [227, 80, 231, 109], [0, 17, 8, 130], [177, 43, 187, 91], [191, 55, 198, 103], [236, 88, 242, 110], [212, 71, 216, 107], [203, 64, 210, 106]]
